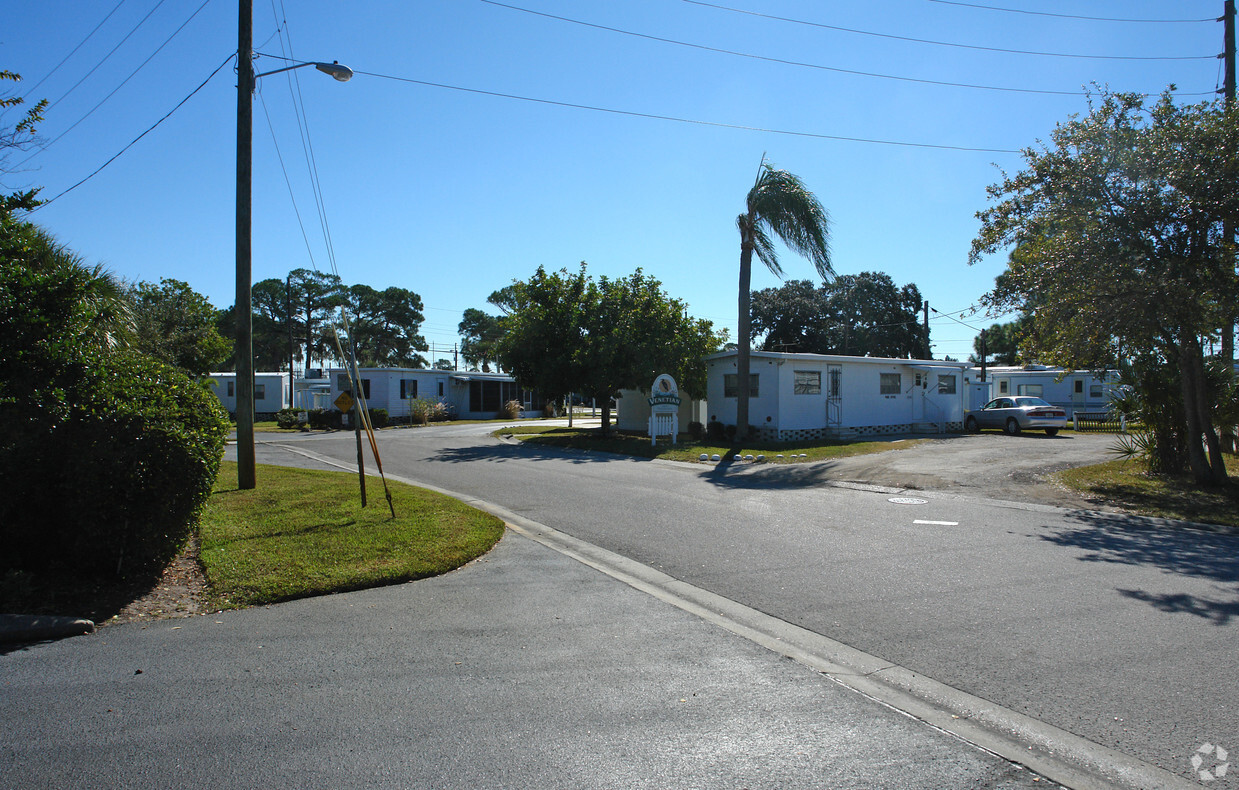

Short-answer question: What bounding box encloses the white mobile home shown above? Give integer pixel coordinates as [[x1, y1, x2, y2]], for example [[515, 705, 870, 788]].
[[325, 367, 538, 420], [207, 372, 290, 416], [979, 366, 1119, 418], [705, 351, 970, 441]]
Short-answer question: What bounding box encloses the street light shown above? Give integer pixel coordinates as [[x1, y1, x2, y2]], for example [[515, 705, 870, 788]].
[[236, 0, 351, 489]]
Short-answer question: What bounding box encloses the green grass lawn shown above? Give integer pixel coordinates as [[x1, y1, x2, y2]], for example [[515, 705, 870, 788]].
[[498, 425, 928, 464], [1055, 456, 1239, 528], [199, 461, 505, 608]]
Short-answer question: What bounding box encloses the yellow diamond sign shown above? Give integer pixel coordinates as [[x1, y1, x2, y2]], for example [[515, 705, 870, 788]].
[[334, 391, 354, 413]]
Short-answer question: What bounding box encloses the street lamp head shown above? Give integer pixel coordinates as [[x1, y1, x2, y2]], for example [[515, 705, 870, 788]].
[[315, 61, 353, 82]]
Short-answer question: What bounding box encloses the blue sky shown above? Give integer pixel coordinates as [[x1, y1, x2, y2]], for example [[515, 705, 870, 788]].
[[4, 0, 1227, 364]]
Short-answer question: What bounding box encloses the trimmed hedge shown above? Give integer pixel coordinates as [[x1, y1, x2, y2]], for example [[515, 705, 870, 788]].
[[0, 350, 230, 578]]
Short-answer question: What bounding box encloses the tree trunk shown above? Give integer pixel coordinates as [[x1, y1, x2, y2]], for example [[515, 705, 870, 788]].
[[1179, 332, 1228, 484], [736, 244, 754, 444], [599, 397, 612, 437]]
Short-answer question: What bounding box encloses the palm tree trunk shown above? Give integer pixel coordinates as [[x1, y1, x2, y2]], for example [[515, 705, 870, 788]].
[[736, 245, 753, 443]]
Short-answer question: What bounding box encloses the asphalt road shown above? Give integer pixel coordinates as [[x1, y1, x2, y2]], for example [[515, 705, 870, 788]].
[[235, 423, 1238, 786], [3, 491, 1054, 789]]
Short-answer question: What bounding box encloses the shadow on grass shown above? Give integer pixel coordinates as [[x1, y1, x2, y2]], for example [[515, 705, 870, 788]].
[[1041, 512, 1239, 625]]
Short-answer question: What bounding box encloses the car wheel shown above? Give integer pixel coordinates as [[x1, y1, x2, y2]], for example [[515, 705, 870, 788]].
[[964, 416, 979, 433], [1045, 428, 1059, 436], [1004, 417, 1021, 435]]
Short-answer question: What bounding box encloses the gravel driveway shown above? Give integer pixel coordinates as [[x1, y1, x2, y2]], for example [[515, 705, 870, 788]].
[[820, 431, 1124, 511]]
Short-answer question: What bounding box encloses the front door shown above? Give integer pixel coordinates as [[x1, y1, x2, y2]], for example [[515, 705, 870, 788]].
[[826, 364, 842, 427]]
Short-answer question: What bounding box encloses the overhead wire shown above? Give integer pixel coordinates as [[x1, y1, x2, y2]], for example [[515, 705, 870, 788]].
[[681, 0, 1217, 60], [925, 1, 1217, 24], [15, 0, 212, 168], [353, 69, 1022, 154], [43, 0, 171, 113], [19, 0, 129, 102], [30, 52, 233, 209], [481, 0, 1167, 97]]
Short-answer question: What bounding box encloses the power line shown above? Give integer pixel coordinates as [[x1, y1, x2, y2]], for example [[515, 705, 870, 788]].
[[926, 1, 1217, 24], [17, 0, 212, 168], [32, 52, 233, 209], [355, 70, 1022, 154], [20, 0, 129, 101], [481, 0, 1157, 97], [44, 0, 171, 113], [682, 0, 1217, 61]]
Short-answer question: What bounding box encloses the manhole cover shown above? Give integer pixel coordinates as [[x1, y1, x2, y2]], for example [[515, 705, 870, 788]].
[[888, 497, 928, 505]]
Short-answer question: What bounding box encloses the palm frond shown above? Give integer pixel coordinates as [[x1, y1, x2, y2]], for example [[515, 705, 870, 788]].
[[745, 163, 833, 281]]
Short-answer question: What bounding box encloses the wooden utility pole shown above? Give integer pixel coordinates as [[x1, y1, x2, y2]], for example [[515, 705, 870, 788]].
[[235, 0, 256, 489]]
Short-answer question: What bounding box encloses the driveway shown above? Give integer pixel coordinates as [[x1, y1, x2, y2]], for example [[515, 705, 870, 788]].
[[819, 431, 1123, 510]]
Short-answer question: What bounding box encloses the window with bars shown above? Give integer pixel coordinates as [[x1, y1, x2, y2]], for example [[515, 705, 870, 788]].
[[723, 373, 759, 398], [794, 370, 821, 395], [880, 373, 901, 395]]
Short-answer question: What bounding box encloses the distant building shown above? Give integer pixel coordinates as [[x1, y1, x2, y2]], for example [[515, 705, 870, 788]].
[[975, 365, 1120, 418], [206, 372, 290, 417], [705, 351, 971, 440]]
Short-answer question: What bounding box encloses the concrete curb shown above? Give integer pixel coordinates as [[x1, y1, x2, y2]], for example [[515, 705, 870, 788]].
[[0, 614, 95, 645]]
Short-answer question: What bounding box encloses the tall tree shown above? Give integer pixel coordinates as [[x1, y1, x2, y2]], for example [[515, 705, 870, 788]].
[[750, 273, 927, 358], [343, 284, 428, 367], [287, 268, 345, 371], [970, 316, 1030, 367], [735, 159, 832, 440], [971, 90, 1239, 483], [459, 307, 504, 372], [128, 278, 230, 376], [495, 264, 723, 434]]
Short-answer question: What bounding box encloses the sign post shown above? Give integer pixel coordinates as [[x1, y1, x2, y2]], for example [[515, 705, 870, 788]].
[[647, 374, 681, 446]]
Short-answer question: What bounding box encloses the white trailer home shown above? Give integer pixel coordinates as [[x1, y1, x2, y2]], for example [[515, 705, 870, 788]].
[[705, 351, 971, 441], [206, 372, 290, 417], [980, 365, 1120, 418], [324, 367, 537, 420]]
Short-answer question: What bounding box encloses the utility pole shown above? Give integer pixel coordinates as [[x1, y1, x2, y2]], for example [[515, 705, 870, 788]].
[[922, 300, 930, 359], [235, 0, 256, 489], [286, 273, 294, 407], [1222, 0, 1236, 366], [979, 329, 988, 383]]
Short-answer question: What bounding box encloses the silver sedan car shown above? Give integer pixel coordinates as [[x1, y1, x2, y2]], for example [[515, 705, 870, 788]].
[[964, 396, 1068, 436]]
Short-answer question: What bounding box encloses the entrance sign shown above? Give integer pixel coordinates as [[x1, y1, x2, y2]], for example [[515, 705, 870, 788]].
[[647, 374, 681, 445]]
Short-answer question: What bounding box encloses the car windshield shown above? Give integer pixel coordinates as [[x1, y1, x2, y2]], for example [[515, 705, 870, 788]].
[[1012, 397, 1051, 407]]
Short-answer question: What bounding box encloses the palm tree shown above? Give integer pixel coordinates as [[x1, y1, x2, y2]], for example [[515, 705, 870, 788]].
[[735, 158, 832, 441]]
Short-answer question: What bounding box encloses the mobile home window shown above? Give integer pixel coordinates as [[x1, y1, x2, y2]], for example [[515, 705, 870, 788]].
[[723, 373, 759, 398], [879, 373, 901, 395], [400, 379, 417, 399], [1074, 380, 1084, 394], [254, 384, 265, 400], [1090, 384, 1103, 398], [794, 370, 821, 395], [937, 374, 957, 394], [336, 374, 370, 398], [998, 380, 1009, 394], [438, 381, 445, 397], [1017, 384, 1043, 397], [227, 381, 235, 397]]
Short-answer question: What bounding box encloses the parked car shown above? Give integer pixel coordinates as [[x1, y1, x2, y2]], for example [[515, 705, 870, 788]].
[[964, 396, 1068, 436]]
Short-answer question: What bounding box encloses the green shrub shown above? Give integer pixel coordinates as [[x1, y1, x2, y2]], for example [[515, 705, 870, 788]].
[[307, 408, 342, 429], [687, 421, 704, 440], [275, 407, 301, 429], [0, 350, 230, 578], [368, 407, 389, 429]]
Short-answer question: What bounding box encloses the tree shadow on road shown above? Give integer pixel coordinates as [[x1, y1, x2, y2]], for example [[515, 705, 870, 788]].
[[1041, 512, 1239, 625], [431, 440, 643, 466]]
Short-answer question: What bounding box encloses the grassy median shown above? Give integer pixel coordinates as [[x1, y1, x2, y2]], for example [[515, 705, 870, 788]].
[[499, 425, 926, 463], [199, 461, 505, 609]]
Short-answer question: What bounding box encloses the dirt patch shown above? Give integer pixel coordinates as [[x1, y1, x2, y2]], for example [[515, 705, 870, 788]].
[[819, 433, 1127, 512], [105, 536, 211, 627]]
